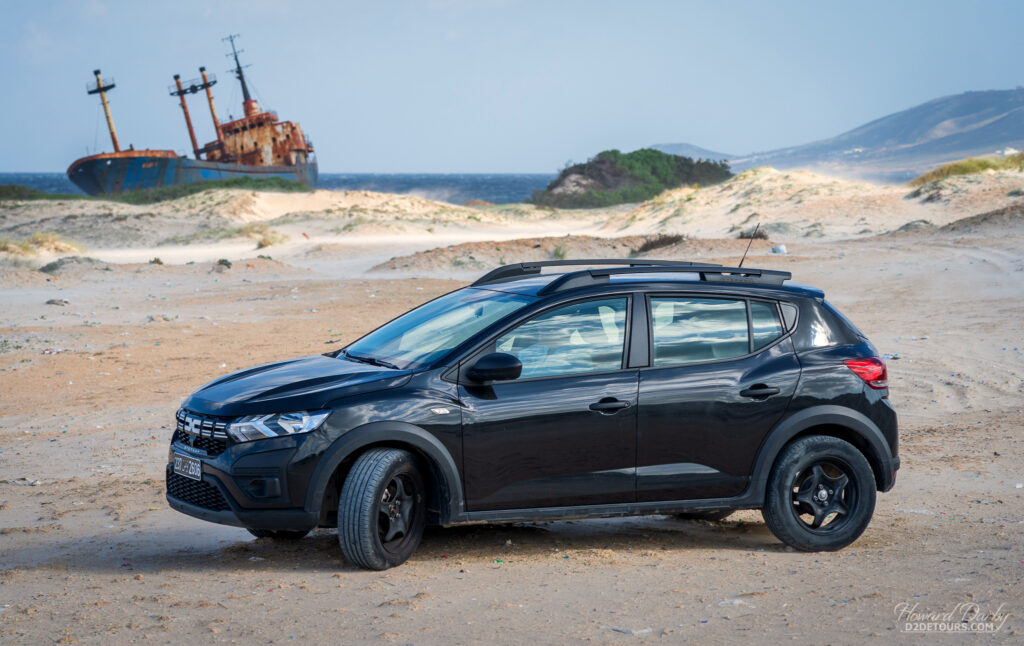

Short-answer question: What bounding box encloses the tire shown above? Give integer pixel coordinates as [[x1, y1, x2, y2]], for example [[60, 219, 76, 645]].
[[674, 510, 733, 522], [762, 435, 876, 552], [247, 529, 309, 540], [337, 448, 427, 570]]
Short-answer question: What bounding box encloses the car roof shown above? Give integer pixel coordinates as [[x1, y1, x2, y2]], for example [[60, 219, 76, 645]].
[[473, 270, 825, 299]]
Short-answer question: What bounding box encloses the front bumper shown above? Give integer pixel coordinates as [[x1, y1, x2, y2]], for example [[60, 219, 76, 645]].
[[165, 482, 318, 531], [165, 430, 326, 532]]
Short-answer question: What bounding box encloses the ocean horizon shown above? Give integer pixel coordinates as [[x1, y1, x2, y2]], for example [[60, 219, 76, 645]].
[[0, 172, 557, 206]]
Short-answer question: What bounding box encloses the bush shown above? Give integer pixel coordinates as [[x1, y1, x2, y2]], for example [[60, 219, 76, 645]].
[[737, 227, 769, 240], [630, 234, 684, 256], [529, 149, 731, 208]]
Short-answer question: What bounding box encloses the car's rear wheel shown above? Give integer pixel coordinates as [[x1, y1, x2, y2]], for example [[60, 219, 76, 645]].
[[762, 435, 875, 552], [337, 448, 426, 570], [247, 528, 309, 540], [674, 510, 733, 522]]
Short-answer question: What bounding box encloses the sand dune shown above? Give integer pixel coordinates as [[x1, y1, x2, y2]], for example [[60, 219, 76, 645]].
[[601, 166, 1024, 239]]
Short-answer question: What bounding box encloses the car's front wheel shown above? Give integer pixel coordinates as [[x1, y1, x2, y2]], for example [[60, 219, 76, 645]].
[[337, 448, 427, 570], [762, 435, 876, 552]]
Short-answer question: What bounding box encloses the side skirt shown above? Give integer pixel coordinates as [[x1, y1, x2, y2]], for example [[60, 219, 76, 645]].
[[446, 492, 764, 526]]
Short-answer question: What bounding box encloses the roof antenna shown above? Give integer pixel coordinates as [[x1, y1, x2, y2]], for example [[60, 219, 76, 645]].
[[737, 222, 759, 268]]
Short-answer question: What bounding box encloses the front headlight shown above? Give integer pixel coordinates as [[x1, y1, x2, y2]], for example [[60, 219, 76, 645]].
[[226, 410, 330, 443]]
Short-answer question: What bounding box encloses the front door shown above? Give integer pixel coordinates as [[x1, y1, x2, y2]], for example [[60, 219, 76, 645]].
[[637, 296, 800, 501], [461, 296, 638, 511]]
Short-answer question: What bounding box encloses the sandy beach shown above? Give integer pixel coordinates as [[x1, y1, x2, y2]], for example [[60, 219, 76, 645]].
[[2, 170, 1024, 643]]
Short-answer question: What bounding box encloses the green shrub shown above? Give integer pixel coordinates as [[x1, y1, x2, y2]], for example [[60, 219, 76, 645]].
[[529, 149, 731, 208]]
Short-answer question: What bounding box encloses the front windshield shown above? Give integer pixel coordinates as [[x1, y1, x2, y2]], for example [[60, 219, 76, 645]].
[[343, 288, 533, 370]]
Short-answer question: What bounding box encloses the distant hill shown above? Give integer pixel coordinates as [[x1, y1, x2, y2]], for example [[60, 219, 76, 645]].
[[655, 89, 1024, 183], [649, 142, 734, 161], [529, 149, 731, 208]]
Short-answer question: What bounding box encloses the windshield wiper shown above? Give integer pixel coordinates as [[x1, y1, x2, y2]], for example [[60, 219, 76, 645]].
[[343, 351, 401, 370]]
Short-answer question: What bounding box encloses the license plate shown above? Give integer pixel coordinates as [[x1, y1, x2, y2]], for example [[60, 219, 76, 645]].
[[173, 453, 203, 481]]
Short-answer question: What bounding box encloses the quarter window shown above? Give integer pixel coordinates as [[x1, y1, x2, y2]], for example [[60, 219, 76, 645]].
[[496, 298, 628, 379], [750, 301, 784, 350], [650, 297, 749, 366]]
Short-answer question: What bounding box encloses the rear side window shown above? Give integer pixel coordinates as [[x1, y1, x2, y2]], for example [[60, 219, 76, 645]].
[[750, 301, 783, 350], [650, 297, 749, 366]]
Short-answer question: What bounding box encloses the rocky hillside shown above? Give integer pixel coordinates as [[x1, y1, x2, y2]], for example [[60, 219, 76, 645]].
[[655, 89, 1024, 183]]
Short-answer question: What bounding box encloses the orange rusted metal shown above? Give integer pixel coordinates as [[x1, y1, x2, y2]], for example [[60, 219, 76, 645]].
[[88, 69, 121, 153], [205, 109, 313, 167], [68, 149, 177, 166], [243, 99, 261, 118], [199, 66, 223, 144], [172, 75, 200, 159]]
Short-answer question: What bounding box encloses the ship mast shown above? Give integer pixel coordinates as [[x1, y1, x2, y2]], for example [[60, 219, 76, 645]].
[[199, 66, 224, 145], [223, 34, 260, 118], [170, 75, 201, 159], [87, 69, 121, 153]]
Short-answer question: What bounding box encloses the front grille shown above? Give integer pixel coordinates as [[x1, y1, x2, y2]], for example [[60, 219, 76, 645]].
[[174, 409, 230, 456], [166, 470, 231, 511]]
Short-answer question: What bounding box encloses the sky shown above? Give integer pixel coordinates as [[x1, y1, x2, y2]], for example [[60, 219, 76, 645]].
[[2, 0, 1023, 173]]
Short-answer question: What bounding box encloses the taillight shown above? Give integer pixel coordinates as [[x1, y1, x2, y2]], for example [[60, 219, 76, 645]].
[[844, 357, 888, 389]]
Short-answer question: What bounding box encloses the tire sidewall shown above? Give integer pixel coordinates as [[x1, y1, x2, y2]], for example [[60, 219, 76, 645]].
[[339, 449, 427, 570], [763, 436, 876, 551]]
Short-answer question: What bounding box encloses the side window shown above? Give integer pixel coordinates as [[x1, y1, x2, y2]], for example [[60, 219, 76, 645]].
[[750, 301, 784, 350], [649, 297, 749, 366], [495, 298, 628, 379]]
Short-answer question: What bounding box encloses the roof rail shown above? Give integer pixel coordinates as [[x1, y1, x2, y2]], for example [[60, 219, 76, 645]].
[[535, 265, 792, 294], [471, 259, 722, 287]]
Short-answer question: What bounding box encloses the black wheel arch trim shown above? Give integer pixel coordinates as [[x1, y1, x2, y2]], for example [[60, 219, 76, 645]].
[[747, 405, 897, 496], [304, 421, 465, 524]]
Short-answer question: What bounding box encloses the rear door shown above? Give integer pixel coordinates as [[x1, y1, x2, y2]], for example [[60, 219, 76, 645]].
[[637, 296, 800, 501]]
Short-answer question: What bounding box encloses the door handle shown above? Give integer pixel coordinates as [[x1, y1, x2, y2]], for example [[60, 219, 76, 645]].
[[740, 385, 781, 398], [589, 398, 631, 412]]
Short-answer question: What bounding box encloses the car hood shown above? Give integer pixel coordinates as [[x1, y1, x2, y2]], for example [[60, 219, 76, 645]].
[[182, 354, 412, 417]]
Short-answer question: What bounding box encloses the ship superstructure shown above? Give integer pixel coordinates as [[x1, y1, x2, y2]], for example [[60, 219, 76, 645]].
[[67, 35, 317, 196]]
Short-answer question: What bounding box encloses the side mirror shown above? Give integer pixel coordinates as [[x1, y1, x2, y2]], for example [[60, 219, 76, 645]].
[[467, 352, 522, 383]]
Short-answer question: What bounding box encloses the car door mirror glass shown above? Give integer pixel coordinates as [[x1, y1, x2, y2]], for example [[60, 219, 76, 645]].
[[467, 352, 523, 382]]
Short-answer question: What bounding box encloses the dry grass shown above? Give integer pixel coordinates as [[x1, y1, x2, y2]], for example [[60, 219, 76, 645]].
[[240, 223, 288, 249], [0, 232, 81, 256], [909, 153, 1024, 186], [162, 223, 287, 248]]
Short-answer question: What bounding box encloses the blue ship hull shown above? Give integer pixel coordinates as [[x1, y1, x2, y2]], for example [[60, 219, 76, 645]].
[[67, 153, 318, 196]]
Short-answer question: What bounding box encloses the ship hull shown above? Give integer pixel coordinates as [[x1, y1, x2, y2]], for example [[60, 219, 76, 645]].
[[67, 153, 318, 196]]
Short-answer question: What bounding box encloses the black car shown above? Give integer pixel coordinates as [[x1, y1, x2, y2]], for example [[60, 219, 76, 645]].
[[167, 259, 899, 569]]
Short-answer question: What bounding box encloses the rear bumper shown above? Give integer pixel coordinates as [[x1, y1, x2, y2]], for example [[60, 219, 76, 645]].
[[882, 455, 901, 492]]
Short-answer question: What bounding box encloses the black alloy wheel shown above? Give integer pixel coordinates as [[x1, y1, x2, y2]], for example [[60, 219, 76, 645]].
[[762, 436, 876, 552], [338, 448, 427, 570]]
